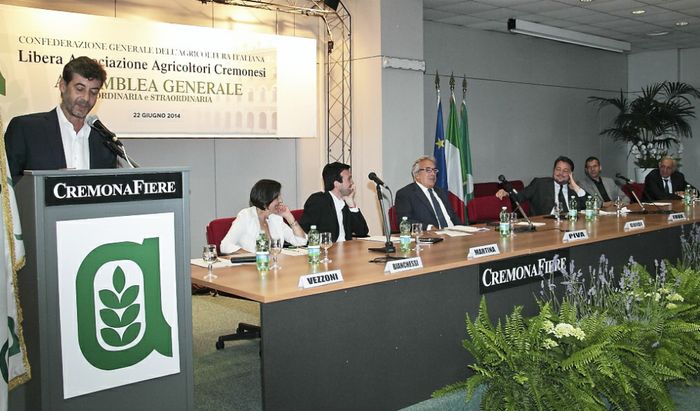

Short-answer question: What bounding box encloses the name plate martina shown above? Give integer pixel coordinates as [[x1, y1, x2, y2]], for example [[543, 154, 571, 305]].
[[624, 220, 645, 231], [468, 243, 500, 259], [562, 229, 588, 243], [45, 172, 183, 206], [298, 270, 343, 289], [478, 250, 569, 294], [668, 212, 687, 222], [384, 257, 423, 274]]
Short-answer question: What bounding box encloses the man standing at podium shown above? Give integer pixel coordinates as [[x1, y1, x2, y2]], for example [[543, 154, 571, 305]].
[[4, 56, 118, 182]]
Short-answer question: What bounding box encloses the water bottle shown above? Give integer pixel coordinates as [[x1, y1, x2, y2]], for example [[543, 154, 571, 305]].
[[399, 216, 411, 253], [568, 196, 578, 222], [499, 207, 510, 237], [585, 195, 594, 221], [307, 225, 320, 264], [255, 231, 269, 272], [684, 184, 692, 206], [592, 193, 601, 215]]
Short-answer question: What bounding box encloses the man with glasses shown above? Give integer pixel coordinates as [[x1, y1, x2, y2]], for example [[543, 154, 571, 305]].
[[495, 155, 588, 216], [395, 155, 461, 229], [643, 156, 695, 201]]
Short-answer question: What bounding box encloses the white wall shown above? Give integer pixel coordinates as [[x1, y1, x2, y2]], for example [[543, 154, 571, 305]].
[[423, 21, 629, 186]]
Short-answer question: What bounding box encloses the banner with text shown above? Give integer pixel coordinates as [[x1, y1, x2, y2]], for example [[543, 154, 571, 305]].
[[0, 4, 317, 138]]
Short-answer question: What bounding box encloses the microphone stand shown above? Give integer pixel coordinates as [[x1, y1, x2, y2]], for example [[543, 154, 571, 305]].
[[102, 140, 140, 168], [369, 183, 399, 259], [506, 186, 536, 232]]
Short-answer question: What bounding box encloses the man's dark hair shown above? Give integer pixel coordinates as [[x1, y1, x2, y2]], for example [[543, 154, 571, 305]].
[[62, 56, 107, 84], [584, 156, 600, 167], [553, 155, 575, 172], [249, 179, 281, 210], [322, 162, 351, 192]]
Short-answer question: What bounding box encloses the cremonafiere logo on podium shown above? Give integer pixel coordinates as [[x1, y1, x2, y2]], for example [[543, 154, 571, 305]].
[[56, 213, 180, 399], [75, 238, 172, 370]]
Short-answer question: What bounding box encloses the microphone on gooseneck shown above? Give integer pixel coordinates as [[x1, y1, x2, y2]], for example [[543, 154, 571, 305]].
[[368, 172, 388, 188], [86, 115, 123, 146], [615, 173, 631, 183]]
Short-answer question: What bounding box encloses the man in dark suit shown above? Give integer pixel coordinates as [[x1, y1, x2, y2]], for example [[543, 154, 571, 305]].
[[643, 156, 695, 201], [4, 56, 118, 182], [496, 156, 588, 216], [395, 155, 461, 229], [300, 162, 369, 242]]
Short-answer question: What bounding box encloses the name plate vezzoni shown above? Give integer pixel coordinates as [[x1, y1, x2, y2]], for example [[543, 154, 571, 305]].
[[384, 257, 423, 274], [298, 270, 343, 289], [562, 229, 588, 243], [624, 220, 645, 231], [468, 243, 500, 259], [45, 172, 183, 206], [668, 212, 687, 222], [478, 250, 569, 294]]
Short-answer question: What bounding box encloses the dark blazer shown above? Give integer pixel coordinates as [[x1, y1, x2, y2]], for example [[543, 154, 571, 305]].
[[516, 177, 587, 216], [395, 182, 462, 227], [643, 168, 693, 201], [4, 109, 118, 182], [300, 191, 369, 242]]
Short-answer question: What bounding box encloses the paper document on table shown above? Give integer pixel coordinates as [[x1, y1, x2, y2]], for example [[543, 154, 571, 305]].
[[191, 258, 235, 268], [282, 247, 308, 256], [447, 225, 484, 233], [360, 235, 402, 243], [440, 230, 470, 237], [643, 202, 671, 206]]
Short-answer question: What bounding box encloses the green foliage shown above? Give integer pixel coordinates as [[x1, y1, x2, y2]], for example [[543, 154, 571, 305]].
[[437, 225, 700, 409]]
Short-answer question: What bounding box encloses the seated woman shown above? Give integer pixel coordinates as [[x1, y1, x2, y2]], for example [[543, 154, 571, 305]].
[[220, 179, 307, 254]]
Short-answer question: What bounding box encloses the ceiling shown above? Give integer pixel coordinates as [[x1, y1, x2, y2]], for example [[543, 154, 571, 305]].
[[423, 0, 700, 52]]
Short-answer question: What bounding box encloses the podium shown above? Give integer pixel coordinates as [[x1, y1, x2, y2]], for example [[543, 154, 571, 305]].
[[9, 168, 193, 411]]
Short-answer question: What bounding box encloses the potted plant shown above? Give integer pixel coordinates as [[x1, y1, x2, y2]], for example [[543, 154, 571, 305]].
[[589, 81, 700, 182]]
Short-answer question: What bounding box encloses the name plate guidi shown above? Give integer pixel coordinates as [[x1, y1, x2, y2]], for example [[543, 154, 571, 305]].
[[562, 229, 588, 243], [478, 249, 569, 294], [45, 172, 183, 206], [624, 220, 645, 231], [298, 270, 343, 289], [384, 257, 423, 274], [468, 243, 500, 259]]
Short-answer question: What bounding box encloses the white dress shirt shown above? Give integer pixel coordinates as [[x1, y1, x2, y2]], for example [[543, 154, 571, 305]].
[[220, 206, 307, 254], [416, 182, 454, 228], [553, 180, 585, 211], [56, 106, 90, 170], [330, 192, 347, 243]]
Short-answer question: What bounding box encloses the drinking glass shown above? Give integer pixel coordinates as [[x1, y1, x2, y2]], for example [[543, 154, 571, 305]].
[[614, 196, 623, 216], [411, 223, 423, 252], [320, 232, 333, 264], [509, 212, 518, 236], [552, 202, 561, 224], [270, 238, 283, 270], [202, 244, 218, 281]]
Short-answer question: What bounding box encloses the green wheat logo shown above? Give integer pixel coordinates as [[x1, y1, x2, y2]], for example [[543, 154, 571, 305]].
[[0, 69, 5, 96], [75, 238, 173, 370]]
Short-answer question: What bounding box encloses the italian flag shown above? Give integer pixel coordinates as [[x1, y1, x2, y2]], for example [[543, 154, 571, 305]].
[[445, 91, 474, 224]]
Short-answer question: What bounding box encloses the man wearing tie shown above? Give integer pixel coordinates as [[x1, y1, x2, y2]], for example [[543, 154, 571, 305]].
[[395, 155, 461, 229], [643, 156, 694, 201], [495, 156, 587, 216]]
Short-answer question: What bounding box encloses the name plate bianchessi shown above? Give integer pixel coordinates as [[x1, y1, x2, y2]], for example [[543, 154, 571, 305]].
[[384, 257, 423, 274], [668, 212, 687, 222], [478, 249, 570, 294], [562, 229, 588, 243], [468, 243, 500, 259], [298, 270, 343, 289], [624, 220, 645, 231]]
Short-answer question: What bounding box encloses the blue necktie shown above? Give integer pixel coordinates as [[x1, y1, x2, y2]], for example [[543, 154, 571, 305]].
[[428, 188, 448, 229]]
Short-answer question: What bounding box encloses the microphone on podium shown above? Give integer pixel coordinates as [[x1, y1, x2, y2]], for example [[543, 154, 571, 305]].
[[86, 115, 123, 146], [368, 172, 388, 188]]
